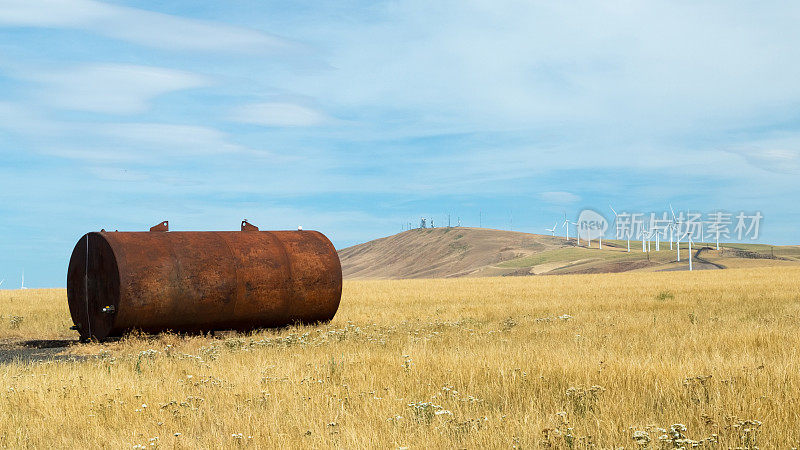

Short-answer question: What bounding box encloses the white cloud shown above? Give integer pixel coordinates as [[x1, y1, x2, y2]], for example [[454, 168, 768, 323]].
[[27, 64, 208, 114], [231, 102, 329, 127], [0, 102, 65, 134], [98, 123, 238, 152], [40, 122, 256, 163], [0, 0, 291, 52], [539, 191, 580, 204], [0, 103, 267, 163], [285, 0, 800, 140], [1, 1, 798, 195], [725, 145, 800, 174]]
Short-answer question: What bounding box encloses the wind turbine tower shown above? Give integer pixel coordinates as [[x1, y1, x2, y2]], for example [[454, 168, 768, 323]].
[[570, 220, 580, 246], [680, 232, 694, 271], [609, 204, 629, 252], [641, 227, 647, 252], [586, 223, 592, 247], [670, 205, 683, 262]]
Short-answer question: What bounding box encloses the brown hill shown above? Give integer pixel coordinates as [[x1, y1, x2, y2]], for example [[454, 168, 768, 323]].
[[338, 227, 800, 279]]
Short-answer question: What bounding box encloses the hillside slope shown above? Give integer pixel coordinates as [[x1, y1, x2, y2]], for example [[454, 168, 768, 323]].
[[338, 227, 800, 279]]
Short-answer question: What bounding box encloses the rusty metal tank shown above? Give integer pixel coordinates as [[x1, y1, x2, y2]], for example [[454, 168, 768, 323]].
[[66, 220, 342, 340]]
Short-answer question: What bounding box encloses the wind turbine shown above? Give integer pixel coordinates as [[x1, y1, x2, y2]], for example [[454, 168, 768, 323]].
[[641, 226, 648, 252], [0, 279, 4, 288], [562, 214, 570, 241], [609, 204, 630, 252], [584, 219, 592, 248], [570, 220, 580, 246], [545, 222, 557, 236], [21, 271, 27, 290], [668, 205, 676, 251], [670, 205, 683, 262], [679, 231, 694, 271]]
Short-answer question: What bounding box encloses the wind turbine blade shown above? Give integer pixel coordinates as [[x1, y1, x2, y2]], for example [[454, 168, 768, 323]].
[[609, 204, 618, 217], [670, 204, 677, 222]]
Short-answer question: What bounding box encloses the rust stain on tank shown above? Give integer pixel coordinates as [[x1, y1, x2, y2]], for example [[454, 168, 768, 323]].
[[66, 221, 342, 340]]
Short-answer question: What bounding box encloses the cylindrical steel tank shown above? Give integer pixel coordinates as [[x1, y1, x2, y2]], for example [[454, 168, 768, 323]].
[[66, 221, 342, 340]]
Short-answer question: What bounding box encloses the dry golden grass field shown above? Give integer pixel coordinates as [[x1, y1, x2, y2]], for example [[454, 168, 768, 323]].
[[2, 267, 800, 448]]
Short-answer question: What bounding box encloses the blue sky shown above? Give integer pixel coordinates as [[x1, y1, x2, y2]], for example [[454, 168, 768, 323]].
[[1, 1, 799, 287]]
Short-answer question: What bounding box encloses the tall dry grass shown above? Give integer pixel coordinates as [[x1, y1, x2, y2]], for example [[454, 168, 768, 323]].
[[1, 267, 799, 448]]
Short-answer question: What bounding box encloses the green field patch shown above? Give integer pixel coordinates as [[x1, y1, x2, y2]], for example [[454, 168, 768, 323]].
[[498, 247, 632, 268], [722, 243, 775, 252], [775, 246, 800, 258], [496, 243, 692, 268]]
